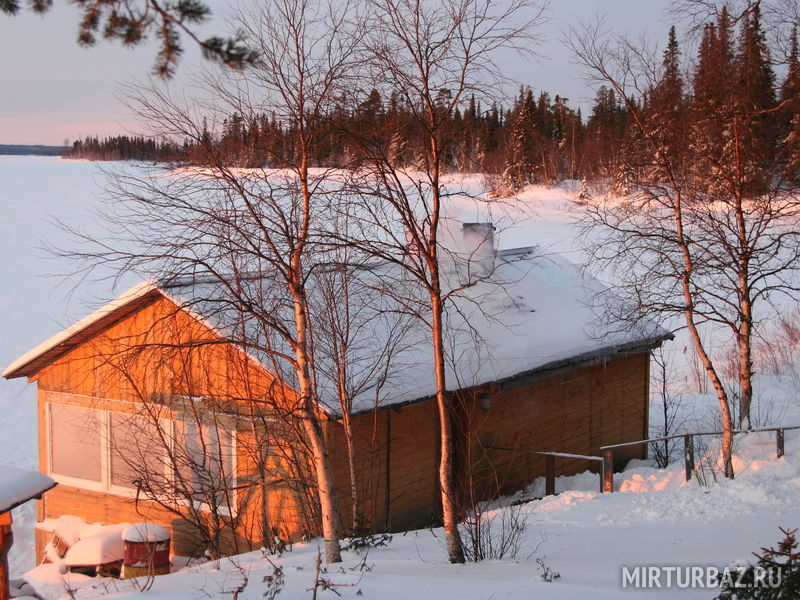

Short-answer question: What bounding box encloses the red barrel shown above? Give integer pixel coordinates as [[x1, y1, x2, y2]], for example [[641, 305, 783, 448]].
[[121, 523, 170, 579]]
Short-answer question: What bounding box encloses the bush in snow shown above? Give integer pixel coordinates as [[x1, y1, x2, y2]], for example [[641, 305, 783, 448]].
[[536, 556, 561, 582], [458, 501, 526, 562], [715, 528, 800, 600], [342, 532, 392, 553], [576, 178, 591, 203]]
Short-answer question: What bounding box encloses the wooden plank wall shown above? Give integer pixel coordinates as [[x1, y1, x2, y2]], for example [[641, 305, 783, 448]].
[[30, 293, 652, 556], [324, 399, 440, 535], [464, 353, 649, 498], [333, 352, 650, 532]]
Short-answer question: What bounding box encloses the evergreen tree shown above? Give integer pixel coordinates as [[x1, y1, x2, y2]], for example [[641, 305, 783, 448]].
[[584, 86, 628, 180], [782, 26, 800, 181], [734, 4, 777, 193], [781, 25, 800, 107], [693, 9, 734, 112], [503, 88, 538, 190], [690, 8, 736, 199], [641, 25, 687, 177], [736, 4, 776, 114]]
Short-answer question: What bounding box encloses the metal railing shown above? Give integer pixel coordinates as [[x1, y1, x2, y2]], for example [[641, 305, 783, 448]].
[[486, 446, 604, 496], [489, 425, 799, 496]]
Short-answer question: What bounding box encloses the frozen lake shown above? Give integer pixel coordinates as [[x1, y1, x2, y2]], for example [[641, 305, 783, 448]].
[[0, 155, 121, 573]]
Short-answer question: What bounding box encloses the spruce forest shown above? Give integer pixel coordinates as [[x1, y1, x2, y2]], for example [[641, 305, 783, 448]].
[[65, 8, 799, 194]]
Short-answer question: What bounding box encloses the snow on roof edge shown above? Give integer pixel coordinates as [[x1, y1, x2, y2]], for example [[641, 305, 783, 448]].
[[349, 332, 673, 418], [1, 278, 328, 415], [2, 281, 160, 379], [0, 466, 57, 514]]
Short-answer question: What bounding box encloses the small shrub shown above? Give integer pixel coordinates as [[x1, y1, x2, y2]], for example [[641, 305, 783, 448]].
[[715, 528, 800, 600], [459, 501, 526, 562], [261, 530, 292, 557], [536, 556, 561, 582], [262, 563, 284, 600], [342, 532, 393, 553]]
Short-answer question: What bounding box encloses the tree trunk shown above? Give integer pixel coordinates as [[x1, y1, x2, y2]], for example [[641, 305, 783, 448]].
[[430, 292, 465, 564], [301, 413, 343, 563], [339, 396, 363, 533], [291, 157, 342, 563], [294, 302, 342, 562], [733, 150, 754, 429], [737, 300, 754, 429], [425, 127, 465, 563], [674, 190, 735, 478]]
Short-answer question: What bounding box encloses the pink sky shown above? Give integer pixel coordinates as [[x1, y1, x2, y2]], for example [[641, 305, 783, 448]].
[[0, 1, 670, 146]]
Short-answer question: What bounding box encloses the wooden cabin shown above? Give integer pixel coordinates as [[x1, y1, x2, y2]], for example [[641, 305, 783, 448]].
[[3, 250, 670, 561]]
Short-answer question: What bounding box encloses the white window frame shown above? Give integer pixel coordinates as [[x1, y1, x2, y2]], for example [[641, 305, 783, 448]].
[[45, 397, 238, 515]]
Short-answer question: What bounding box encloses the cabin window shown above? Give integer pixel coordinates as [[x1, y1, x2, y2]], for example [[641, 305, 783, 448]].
[[109, 413, 165, 489], [173, 420, 236, 510], [49, 403, 102, 482], [45, 399, 237, 514]]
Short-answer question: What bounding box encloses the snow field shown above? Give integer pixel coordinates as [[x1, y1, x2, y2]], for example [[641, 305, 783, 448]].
[[25, 429, 798, 600]]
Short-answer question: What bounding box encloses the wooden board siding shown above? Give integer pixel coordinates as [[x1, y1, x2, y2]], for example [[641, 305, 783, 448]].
[[26, 291, 653, 558], [334, 352, 651, 533], [463, 353, 649, 498], [31, 297, 281, 409], [324, 399, 441, 534], [383, 401, 440, 531]]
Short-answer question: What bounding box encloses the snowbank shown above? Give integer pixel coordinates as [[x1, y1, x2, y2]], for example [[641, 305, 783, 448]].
[[24, 564, 98, 600], [64, 523, 129, 567], [57, 428, 800, 600]]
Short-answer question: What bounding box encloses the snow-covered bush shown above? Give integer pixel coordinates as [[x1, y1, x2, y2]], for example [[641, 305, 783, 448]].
[[342, 532, 392, 553], [483, 173, 517, 198]]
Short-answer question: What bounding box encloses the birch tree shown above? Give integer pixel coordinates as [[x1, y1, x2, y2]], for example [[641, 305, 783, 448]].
[[567, 14, 800, 477], [340, 0, 546, 563], [62, 0, 365, 563]]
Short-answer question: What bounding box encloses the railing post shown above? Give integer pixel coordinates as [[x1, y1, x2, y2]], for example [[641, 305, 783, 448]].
[[545, 454, 555, 496], [684, 434, 694, 482], [602, 449, 614, 493], [777, 429, 785, 459]]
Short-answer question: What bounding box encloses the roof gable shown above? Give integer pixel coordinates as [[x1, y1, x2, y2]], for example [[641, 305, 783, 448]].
[[2, 282, 163, 380]]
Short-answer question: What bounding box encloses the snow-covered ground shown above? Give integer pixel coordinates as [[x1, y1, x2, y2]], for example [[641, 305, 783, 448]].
[[22, 430, 800, 600], [1, 156, 798, 598]]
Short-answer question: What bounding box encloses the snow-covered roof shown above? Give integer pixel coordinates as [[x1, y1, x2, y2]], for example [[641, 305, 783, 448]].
[[2, 247, 671, 415], [0, 465, 56, 513], [327, 249, 670, 413]]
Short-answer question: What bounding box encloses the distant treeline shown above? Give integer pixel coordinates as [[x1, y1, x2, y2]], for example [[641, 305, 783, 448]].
[[64, 135, 181, 161], [63, 9, 800, 192], [61, 88, 600, 183]]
